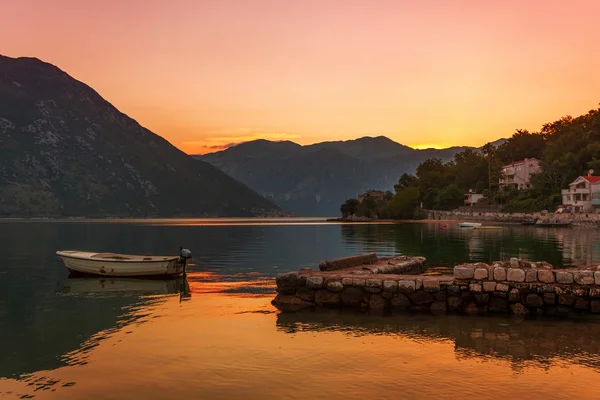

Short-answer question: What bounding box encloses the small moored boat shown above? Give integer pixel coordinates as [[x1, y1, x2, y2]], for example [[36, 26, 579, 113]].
[[458, 222, 482, 228], [56, 247, 192, 277]]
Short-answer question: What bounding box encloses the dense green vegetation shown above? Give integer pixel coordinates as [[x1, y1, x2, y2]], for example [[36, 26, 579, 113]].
[[340, 106, 600, 217]]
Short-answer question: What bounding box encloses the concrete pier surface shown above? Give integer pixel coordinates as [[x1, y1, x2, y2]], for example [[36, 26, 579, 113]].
[[272, 254, 600, 318]]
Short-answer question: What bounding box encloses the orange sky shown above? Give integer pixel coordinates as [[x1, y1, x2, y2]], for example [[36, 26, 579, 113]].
[[3, 0, 600, 154]]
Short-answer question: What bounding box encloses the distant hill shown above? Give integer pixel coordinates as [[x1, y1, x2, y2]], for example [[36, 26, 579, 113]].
[[196, 136, 504, 216], [0, 55, 282, 217]]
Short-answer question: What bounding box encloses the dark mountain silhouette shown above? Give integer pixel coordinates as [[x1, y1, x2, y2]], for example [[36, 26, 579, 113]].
[[196, 136, 506, 216], [0, 55, 282, 217]]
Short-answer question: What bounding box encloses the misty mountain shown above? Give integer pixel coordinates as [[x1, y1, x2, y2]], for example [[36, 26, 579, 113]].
[[0, 55, 282, 217], [196, 136, 504, 216]]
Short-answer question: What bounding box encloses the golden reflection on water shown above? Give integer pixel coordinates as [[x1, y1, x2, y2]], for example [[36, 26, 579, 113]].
[[3, 273, 600, 399]]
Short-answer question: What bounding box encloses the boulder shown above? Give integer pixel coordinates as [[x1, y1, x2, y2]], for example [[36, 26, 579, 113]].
[[474, 294, 490, 305], [454, 266, 474, 280], [507, 268, 525, 282], [474, 268, 488, 280], [326, 281, 344, 292], [463, 302, 479, 315], [542, 293, 556, 305], [369, 294, 388, 311], [430, 301, 447, 314], [575, 297, 589, 310], [488, 297, 508, 312], [574, 271, 594, 285], [508, 288, 521, 303], [434, 291, 447, 302], [591, 300, 600, 313], [306, 276, 324, 289], [538, 270, 555, 283], [271, 294, 312, 311], [315, 289, 341, 306], [525, 294, 543, 308], [409, 290, 434, 305], [510, 303, 528, 315], [447, 297, 463, 311], [398, 280, 416, 293], [494, 267, 507, 281], [390, 293, 411, 310], [383, 280, 398, 293], [295, 287, 315, 302], [341, 287, 365, 306], [555, 271, 574, 284]]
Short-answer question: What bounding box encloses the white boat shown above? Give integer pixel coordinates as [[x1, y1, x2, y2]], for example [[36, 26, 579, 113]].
[[458, 222, 482, 227], [56, 248, 192, 277]]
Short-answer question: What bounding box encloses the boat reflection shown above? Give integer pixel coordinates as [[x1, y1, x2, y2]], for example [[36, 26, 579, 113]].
[[60, 276, 189, 296], [276, 309, 600, 371]]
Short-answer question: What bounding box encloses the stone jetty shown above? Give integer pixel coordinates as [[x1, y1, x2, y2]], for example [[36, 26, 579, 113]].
[[272, 254, 600, 318]]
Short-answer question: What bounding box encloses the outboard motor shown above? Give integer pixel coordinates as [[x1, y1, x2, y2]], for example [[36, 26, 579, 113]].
[[179, 247, 192, 273]]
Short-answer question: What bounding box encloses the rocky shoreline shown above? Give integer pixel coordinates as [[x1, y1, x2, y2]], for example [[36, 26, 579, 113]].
[[272, 254, 600, 318], [429, 210, 600, 226]]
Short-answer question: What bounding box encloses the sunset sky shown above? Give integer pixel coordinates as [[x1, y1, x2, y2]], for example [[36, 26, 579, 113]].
[[3, 0, 600, 154]]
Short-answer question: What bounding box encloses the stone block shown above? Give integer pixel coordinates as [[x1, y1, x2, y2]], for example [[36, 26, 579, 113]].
[[295, 287, 315, 302], [507, 268, 525, 282], [538, 270, 555, 283], [469, 283, 483, 293], [556, 271, 574, 284], [525, 270, 538, 282], [271, 294, 313, 311], [423, 280, 440, 292], [383, 280, 398, 292], [483, 282, 496, 292], [494, 267, 507, 281], [474, 294, 490, 305], [575, 297, 589, 310], [276, 272, 305, 291], [525, 294, 543, 308], [558, 294, 575, 306], [430, 301, 447, 314], [488, 297, 508, 312], [510, 303, 528, 315], [341, 287, 365, 306], [409, 290, 434, 305], [543, 293, 556, 305], [496, 283, 509, 292], [510, 258, 519, 268], [574, 271, 595, 285], [415, 279, 423, 290], [315, 289, 341, 305], [595, 271, 600, 285], [447, 297, 463, 311], [366, 279, 382, 288], [590, 287, 600, 298], [398, 280, 416, 293], [353, 278, 366, 287], [341, 277, 353, 286], [508, 288, 520, 303], [447, 285, 461, 296], [306, 276, 324, 289], [390, 293, 411, 310], [327, 281, 344, 292], [369, 294, 388, 310], [474, 268, 488, 280], [454, 266, 474, 280]]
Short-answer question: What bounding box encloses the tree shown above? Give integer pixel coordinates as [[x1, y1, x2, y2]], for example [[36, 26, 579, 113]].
[[387, 187, 420, 219], [340, 198, 359, 217], [394, 173, 418, 192], [435, 184, 464, 210]]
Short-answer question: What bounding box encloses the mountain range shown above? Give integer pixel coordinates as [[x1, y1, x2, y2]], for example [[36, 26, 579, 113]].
[[0, 55, 282, 217], [196, 137, 506, 216]]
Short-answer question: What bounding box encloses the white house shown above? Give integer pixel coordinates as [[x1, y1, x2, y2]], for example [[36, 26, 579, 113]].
[[561, 175, 600, 213], [464, 192, 484, 206], [499, 158, 541, 190]]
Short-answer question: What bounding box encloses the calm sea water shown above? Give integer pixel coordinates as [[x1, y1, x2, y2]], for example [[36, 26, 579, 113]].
[[2, 219, 600, 399]]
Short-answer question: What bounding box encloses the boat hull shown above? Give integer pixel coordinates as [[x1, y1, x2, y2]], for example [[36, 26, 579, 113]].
[[458, 222, 482, 227], [57, 252, 184, 277]]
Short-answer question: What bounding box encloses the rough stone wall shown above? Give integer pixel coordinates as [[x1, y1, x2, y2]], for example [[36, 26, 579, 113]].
[[428, 210, 600, 226], [272, 258, 600, 318]]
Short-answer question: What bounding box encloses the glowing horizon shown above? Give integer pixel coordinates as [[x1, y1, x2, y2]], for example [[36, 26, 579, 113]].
[[3, 0, 600, 155]]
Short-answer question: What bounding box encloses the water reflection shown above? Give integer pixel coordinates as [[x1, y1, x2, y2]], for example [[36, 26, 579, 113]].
[[59, 277, 187, 296], [341, 223, 600, 270], [276, 309, 600, 372]]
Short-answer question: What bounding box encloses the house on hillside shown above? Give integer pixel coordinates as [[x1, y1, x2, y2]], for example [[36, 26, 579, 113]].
[[561, 174, 600, 213], [464, 191, 484, 206], [499, 158, 541, 190], [358, 190, 385, 203]]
